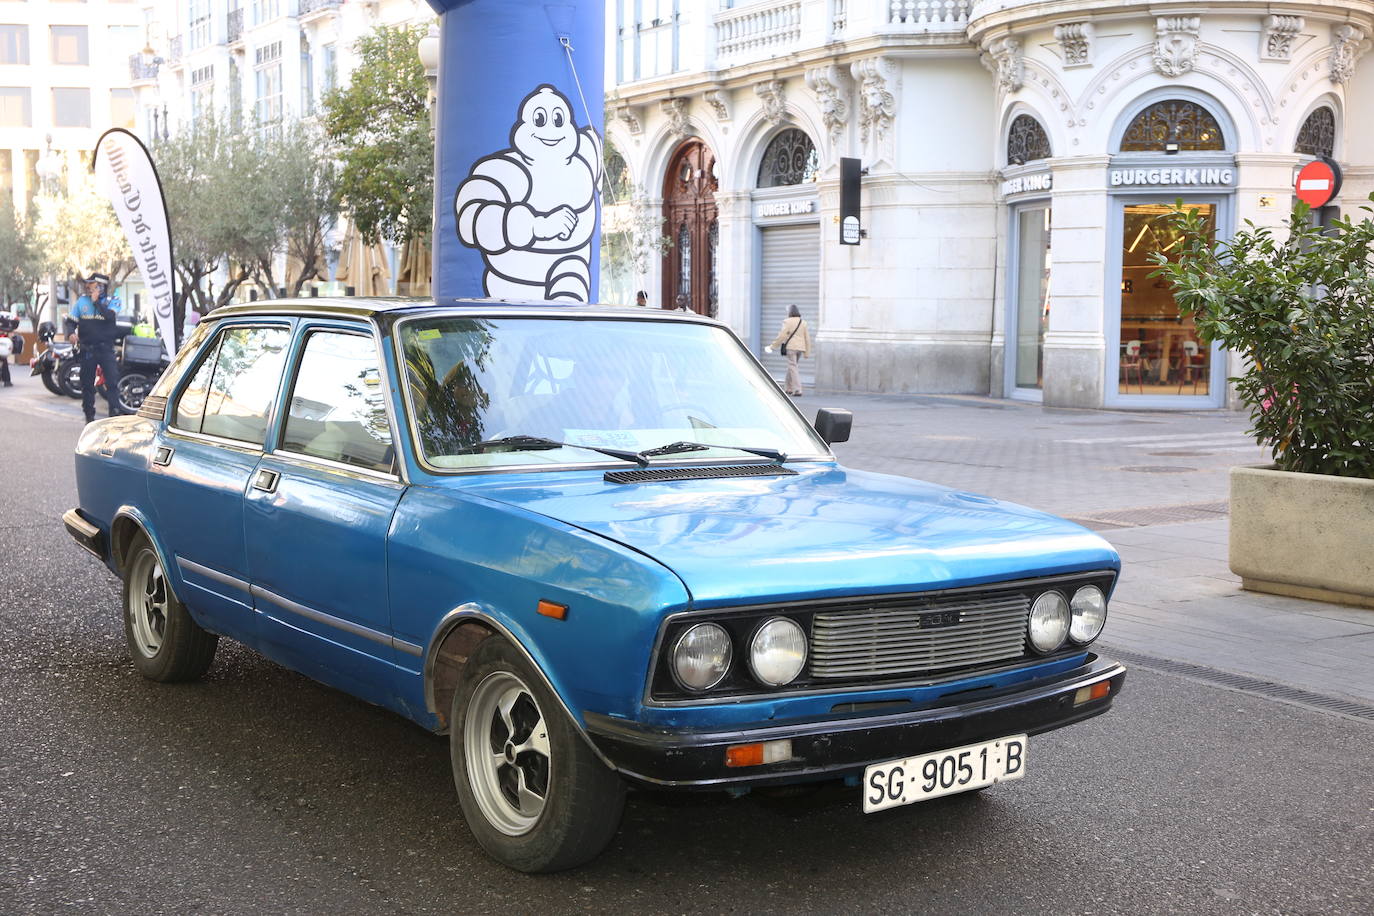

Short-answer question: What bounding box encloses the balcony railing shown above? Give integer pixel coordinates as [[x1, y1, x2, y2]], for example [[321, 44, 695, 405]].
[[884, 0, 971, 30], [227, 8, 244, 44], [299, 0, 343, 17], [128, 53, 158, 83], [714, 1, 803, 68]]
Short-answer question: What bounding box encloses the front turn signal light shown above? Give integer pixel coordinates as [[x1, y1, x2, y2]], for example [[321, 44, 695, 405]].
[[1072, 681, 1111, 707], [725, 739, 793, 767]]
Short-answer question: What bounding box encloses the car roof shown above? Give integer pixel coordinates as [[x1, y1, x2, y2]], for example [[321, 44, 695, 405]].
[[209, 297, 720, 324]]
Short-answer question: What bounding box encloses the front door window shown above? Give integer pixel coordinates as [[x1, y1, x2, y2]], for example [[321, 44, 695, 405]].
[[1118, 203, 1215, 397]]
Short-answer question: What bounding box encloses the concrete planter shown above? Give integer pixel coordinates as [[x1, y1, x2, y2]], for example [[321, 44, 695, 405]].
[[1230, 465, 1374, 609]]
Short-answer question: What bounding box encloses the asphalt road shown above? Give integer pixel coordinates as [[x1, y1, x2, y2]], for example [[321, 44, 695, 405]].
[[2, 384, 1371, 915]]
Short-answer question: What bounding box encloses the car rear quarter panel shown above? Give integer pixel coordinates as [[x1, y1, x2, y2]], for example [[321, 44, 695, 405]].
[[74, 417, 159, 570], [387, 485, 691, 725]]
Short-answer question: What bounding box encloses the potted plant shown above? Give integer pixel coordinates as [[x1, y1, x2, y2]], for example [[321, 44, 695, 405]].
[[1151, 196, 1374, 608]]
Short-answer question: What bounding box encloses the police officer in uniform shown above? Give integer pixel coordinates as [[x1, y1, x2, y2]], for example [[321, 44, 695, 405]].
[[71, 273, 126, 422]]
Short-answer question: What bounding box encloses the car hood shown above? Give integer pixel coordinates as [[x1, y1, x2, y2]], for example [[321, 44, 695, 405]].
[[456, 463, 1118, 607]]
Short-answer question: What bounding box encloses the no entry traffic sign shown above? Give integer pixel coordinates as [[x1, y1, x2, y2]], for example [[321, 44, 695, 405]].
[[1294, 158, 1342, 208]]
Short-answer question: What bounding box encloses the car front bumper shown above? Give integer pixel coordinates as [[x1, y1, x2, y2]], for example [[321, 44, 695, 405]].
[[585, 654, 1125, 788]]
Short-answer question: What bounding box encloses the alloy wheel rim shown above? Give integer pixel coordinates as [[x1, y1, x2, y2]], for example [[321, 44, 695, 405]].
[[128, 550, 168, 657], [464, 671, 551, 836]]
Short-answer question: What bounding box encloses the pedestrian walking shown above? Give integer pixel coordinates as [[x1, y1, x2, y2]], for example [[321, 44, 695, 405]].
[[71, 273, 126, 422], [0, 312, 20, 388], [764, 304, 811, 397]]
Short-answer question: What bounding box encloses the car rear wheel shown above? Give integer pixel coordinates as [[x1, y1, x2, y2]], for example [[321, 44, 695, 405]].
[[450, 636, 625, 872], [122, 535, 217, 682]]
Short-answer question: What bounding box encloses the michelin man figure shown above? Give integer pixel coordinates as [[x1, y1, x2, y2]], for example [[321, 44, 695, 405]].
[[454, 84, 602, 301]]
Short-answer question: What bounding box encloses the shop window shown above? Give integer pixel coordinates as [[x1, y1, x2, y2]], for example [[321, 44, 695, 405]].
[[1013, 207, 1050, 390], [1006, 115, 1051, 166], [1295, 107, 1335, 159], [756, 129, 818, 188], [1119, 100, 1224, 152], [1118, 203, 1215, 397]]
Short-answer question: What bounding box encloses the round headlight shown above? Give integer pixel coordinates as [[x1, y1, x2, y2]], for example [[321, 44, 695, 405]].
[[1027, 591, 1071, 653], [671, 623, 732, 691], [1069, 585, 1108, 644], [749, 617, 807, 687]]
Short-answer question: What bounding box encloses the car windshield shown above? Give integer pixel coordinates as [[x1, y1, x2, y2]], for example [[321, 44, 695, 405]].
[[397, 315, 828, 470]]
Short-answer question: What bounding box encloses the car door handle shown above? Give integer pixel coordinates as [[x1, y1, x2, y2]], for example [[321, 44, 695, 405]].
[[253, 468, 281, 494], [152, 445, 174, 466]]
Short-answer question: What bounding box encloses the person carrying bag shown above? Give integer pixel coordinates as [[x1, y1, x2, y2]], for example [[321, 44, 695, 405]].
[[765, 304, 811, 396]]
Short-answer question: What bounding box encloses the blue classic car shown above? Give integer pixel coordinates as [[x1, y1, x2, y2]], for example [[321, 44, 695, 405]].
[[66, 299, 1125, 872]]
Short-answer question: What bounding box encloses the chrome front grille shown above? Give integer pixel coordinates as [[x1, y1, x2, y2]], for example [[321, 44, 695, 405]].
[[809, 593, 1030, 680]]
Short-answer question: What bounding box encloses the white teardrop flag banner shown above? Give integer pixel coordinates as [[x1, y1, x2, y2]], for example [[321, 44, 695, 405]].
[[93, 128, 175, 356]]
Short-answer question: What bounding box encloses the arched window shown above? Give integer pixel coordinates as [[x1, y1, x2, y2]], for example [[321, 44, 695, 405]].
[[1295, 106, 1335, 158], [1006, 114, 1051, 165], [1119, 100, 1225, 152], [756, 128, 818, 188], [602, 139, 631, 200]]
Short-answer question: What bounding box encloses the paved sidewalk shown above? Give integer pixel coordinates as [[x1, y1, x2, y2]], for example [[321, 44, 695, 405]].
[[4, 371, 1372, 708]]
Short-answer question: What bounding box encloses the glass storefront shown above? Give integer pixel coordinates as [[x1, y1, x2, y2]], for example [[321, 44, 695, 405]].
[[1117, 202, 1215, 398], [1013, 207, 1051, 391]]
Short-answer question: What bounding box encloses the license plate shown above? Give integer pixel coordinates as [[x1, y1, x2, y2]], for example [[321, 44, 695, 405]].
[[862, 734, 1027, 813]]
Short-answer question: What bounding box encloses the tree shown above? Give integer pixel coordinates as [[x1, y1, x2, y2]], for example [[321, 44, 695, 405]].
[[219, 122, 339, 300], [34, 165, 133, 297], [322, 23, 433, 247], [155, 118, 255, 333], [0, 199, 50, 332], [1152, 198, 1374, 479]]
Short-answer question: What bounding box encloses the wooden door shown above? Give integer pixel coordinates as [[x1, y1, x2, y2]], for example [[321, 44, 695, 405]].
[[661, 139, 718, 315]]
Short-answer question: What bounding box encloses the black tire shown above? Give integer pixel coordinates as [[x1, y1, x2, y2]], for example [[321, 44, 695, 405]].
[[58, 358, 82, 398], [450, 636, 625, 873], [41, 365, 63, 395], [121, 535, 218, 682], [117, 372, 152, 412]]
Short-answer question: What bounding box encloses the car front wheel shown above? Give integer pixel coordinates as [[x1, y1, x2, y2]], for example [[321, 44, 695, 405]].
[[450, 636, 625, 872], [122, 535, 218, 682]]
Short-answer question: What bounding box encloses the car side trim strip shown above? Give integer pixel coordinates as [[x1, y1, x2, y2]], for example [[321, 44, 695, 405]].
[[176, 557, 251, 594], [249, 584, 422, 658]]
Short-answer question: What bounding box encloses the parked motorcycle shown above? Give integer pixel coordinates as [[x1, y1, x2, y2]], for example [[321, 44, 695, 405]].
[[53, 324, 167, 412], [28, 322, 72, 396]]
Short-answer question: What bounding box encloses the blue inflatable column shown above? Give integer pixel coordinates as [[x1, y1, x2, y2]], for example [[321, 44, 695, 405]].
[[426, 0, 605, 302]]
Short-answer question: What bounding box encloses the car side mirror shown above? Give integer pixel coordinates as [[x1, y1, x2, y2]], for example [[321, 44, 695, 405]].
[[813, 408, 852, 445]]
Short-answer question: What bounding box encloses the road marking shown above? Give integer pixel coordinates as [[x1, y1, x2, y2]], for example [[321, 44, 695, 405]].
[[1063, 433, 1255, 446]]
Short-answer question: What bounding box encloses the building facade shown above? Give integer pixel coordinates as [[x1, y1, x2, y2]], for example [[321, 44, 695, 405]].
[[603, 1, 1374, 408], [0, 0, 143, 211]]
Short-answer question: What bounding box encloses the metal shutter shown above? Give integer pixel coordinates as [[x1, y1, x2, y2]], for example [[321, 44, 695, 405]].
[[758, 223, 820, 387]]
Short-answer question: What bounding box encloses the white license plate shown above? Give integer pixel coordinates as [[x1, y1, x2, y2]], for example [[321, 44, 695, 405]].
[[862, 734, 1028, 813]]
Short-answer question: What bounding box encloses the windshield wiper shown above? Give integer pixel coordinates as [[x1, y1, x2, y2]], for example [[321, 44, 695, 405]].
[[637, 440, 787, 463], [452, 435, 646, 465]]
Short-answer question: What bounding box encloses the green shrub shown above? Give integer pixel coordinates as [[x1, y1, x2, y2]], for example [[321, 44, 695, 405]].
[[1151, 197, 1374, 480]]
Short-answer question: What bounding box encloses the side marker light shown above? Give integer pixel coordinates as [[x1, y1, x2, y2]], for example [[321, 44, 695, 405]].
[[537, 600, 568, 620]]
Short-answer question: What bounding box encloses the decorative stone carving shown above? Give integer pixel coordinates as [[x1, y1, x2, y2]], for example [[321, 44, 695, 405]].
[[1330, 24, 1367, 85], [702, 88, 731, 123], [754, 79, 787, 126], [984, 36, 1024, 92], [1153, 16, 1201, 78], [1260, 15, 1304, 62], [804, 64, 849, 152], [612, 102, 642, 136], [1053, 22, 1093, 69], [660, 97, 692, 138], [850, 56, 897, 165]]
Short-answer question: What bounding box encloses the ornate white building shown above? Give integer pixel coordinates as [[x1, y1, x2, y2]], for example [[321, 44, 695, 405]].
[[602, 1, 1374, 409]]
